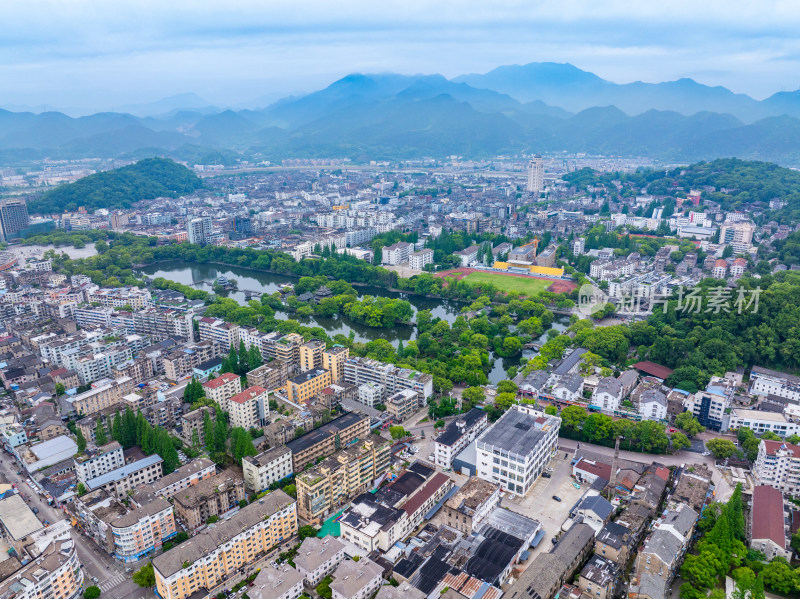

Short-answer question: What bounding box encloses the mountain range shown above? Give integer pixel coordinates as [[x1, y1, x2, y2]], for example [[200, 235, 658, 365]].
[[3, 62, 800, 165]]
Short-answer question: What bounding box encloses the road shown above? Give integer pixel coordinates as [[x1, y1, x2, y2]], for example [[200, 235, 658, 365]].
[[0, 452, 150, 599], [556, 437, 734, 501]]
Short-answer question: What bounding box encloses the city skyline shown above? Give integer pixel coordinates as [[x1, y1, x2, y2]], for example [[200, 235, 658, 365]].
[[3, 1, 800, 113]]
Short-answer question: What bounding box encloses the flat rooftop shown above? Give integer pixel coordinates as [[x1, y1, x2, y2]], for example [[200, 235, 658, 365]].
[[0, 493, 43, 541], [86, 454, 162, 490], [477, 409, 551, 457]]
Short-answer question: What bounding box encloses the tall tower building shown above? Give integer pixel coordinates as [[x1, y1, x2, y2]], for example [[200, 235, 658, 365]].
[[187, 216, 212, 246], [526, 155, 544, 194], [0, 199, 30, 241]]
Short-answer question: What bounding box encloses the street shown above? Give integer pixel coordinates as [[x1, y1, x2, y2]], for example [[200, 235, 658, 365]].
[[0, 452, 149, 599]]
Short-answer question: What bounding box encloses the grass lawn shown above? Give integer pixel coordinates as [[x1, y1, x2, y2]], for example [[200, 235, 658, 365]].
[[461, 271, 552, 296]]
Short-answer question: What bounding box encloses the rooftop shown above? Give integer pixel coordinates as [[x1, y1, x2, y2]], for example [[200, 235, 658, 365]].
[[330, 558, 383, 599], [152, 490, 294, 578], [244, 445, 292, 468], [229, 386, 267, 404], [436, 408, 486, 447], [249, 564, 303, 599], [202, 372, 239, 389], [445, 477, 498, 515], [85, 454, 162, 491], [173, 470, 243, 508], [286, 412, 367, 454], [478, 408, 554, 458], [293, 535, 345, 574], [0, 493, 43, 541], [751, 485, 786, 547], [289, 368, 329, 385]]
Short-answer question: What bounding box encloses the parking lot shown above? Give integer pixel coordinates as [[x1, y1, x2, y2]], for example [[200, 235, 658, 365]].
[[502, 448, 586, 559]]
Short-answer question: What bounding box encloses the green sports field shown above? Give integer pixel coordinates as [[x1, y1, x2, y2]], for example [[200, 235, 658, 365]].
[[460, 271, 552, 296]]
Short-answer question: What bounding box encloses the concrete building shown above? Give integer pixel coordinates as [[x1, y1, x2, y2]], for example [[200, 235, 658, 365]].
[[682, 386, 730, 431], [295, 439, 391, 524], [187, 216, 212, 246], [242, 446, 293, 493], [475, 405, 560, 496], [249, 564, 303, 599], [197, 317, 240, 350], [442, 477, 501, 535], [750, 485, 791, 560], [286, 413, 370, 471], [357, 382, 384, 408], [85, 455, 164, 498], [382, 242, 412, 266], [173, 469, 246, 530], [638, 388, 668, 421], [453, 245, 480, 267], [754, 439, 800, 495], [749, 366, 800, 402], [144, 458, 217, 499], [202, 372, 242, 409], [0, 538, 82, 599], [105, 497, 177, 562], [434, 408, 488, 469], [322, 346, 349, 383], [299, 339, 326, 372], [62, 376, 134, 417], [179, 406, 215, 447], [246, 361, 289, 391], [330, 557, 383, 599], [385, 389, 420, 422], [727, 409, 800, 438], [0, 198, 30, 241], [286, 368, 332, 405], [527, 155, 544, 194], [0, 493, 44, 554], [409, 249, 434, 270], [228, 386, 268, 430], [578, 555, 619, 599], [633, 505, 697, 584], [153, 491, 297, 599], [344, 357, 433, 400], [74, 441, 125, 483], [294, 535, 346, 587], [591, 377, 623, 413]]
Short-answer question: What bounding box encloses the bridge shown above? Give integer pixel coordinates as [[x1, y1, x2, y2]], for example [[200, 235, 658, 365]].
[[186, 279, 265, 299]]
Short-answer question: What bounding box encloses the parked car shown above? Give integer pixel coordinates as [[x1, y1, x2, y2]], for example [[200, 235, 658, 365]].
[[542, 472, 551, 478], [551, 537, 559, 544], [552, 495, 562, 502], [31, 507, 39, 514]]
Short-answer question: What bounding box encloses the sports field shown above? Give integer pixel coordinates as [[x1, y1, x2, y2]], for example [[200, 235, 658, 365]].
[[459, 271, 553, 295]]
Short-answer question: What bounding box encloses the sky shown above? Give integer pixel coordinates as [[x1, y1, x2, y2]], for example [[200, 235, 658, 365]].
[[3, 0, 800, 114]]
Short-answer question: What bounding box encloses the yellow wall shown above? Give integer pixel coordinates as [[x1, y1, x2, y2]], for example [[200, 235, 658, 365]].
[[529, 265, 564, 277]]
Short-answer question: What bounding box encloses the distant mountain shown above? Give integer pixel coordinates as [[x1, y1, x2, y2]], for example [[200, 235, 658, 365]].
[[115, 93, 219, 117], [454, 62, 793, 122], [28, 157, 202, 214], [3, 64, 800, 165]]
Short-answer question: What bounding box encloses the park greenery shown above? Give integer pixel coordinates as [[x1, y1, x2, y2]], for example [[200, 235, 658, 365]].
[[110, 407, 181, 473], [559, 405, 671, 454], [29, 158, 202, 214]]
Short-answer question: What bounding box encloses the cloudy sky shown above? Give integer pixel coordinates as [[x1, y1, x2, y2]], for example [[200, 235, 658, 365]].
[[3, 0, 800, 113]]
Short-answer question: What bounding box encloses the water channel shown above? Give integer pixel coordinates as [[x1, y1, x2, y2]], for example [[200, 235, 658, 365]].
[[139, 261, 569, 383]]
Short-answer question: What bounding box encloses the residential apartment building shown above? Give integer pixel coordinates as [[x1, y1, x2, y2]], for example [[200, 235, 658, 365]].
[[754, 439, 800, 495], [228, 386, 268, 430], [633, 505, 697, 583], [295, 439, 392, 523], [246, 360, 289, 391], [86, 287, 153, 310], [299, 339, 325, 372], [409, 248, 433, 270], [294, 535, 346, 587], [145, 458, 217, 499], [202, 372, 242, 409], [344, 357, 433, 401], [179, 406, 216, 447], [322, 346, 349, 383], [330, 558, 383, 599], [152, 491, 297, 599], [85, 455, 164, 498], [173, 469, 246, 530], [197, 317, 239, 349], [132, 307, 194, 341], [381, 242, 412, 265], [105, 497, 177, 562], [682, 386, 730, 431], [442, 477, 501, 535], [749, 366, 800, 402], [475, 405, 561, 496], [591, 377, 623, 412], [74, 441, 125, 483], [242, 446, 293, 493], [577, 555, 619, 599], [286, 368, 332, 405], [0, 539, 83, 599], [750, 485, 791, 560], [385, 389, 420, 422], [262, 332, 304, 369], [287, 413, 370, 471], [250, 564, 303, 599], [356, 382, 384, 408], [434, 407, 489, 469], [164, 341, 218, 381], [63, 376, 134, 417]]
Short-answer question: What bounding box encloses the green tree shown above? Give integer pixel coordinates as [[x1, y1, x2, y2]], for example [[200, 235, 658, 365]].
[[389, 426, 409, 440], [316, 576, 333, 599], [496, 380, 518, 394], [434, 419, 445, 428], [545, 405, 558, 415], [675, 412, 705, 437], [76, 429, 87, 453], [83, 587, 101, 599], [706, 438, 737, 459], [55, 382, 66, 396], [77, 483, 87, 496], [95, 420, 108, 446], [461, 386, 485, 407], [298, 525, 319, 540], [494, 392, 517, 412], [132, 562, 156, 587], [671, 432, 691, 452]]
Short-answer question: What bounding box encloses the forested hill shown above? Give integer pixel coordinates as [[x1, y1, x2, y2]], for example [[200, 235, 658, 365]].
[[28, 157, 202, 214], [563, 158, 800, 221]]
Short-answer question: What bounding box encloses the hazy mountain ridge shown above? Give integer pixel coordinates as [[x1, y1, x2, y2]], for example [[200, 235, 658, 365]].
[[2, 63, 800, 164]]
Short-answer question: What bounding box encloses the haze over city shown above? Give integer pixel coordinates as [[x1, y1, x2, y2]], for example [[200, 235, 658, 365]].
[[4, 0, 800, 113]]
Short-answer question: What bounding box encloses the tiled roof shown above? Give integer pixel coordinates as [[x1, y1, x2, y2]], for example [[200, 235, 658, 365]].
[[203, 372, 239, 389]]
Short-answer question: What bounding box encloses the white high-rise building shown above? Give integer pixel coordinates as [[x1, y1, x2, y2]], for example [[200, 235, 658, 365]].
[[527, 155, 544, 194], [187, 216, 212, 245]]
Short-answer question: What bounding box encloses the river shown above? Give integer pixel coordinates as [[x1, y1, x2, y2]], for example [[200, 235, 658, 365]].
[[139, 260, 569, 383]]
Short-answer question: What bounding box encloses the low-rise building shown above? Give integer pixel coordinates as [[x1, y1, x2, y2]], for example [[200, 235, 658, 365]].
[[286, 368, 332, 405], [242, 446, 293, 494], [228, 386, 268, 430], [591, 377, 623, 413], [144, 458, 216, 499], [633, 505, 697, 584], [330, 557, 383, 599], [750, 485, 791, 560], [754, 440, 800, 495], [727, 408, 800, 438], [249, 564, 304, 599], [595, 521, 635, 567], [74, 441, 125, 484], [577, 555, 619, 599], [0, 538, 83, 599], [152, 490, 297, 599], [294, 535, 346, 587], [202, 372, 242, 409], [173, 469, 246, 530], [749, 366, 800, 402], [385, 389, 420, 422], [434, 407, 488, 469], [247, 361, 289, 391], [442, 477, 501, 535]]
